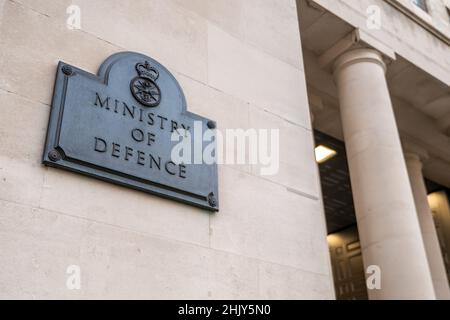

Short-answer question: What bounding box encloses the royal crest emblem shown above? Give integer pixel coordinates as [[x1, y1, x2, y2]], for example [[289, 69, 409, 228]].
[[130, 61, 161, 107]]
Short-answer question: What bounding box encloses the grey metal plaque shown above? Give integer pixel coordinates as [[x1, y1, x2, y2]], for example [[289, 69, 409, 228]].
[[43, 52, 219, 211]]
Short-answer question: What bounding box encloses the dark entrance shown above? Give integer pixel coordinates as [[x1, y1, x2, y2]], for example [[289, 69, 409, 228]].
[[314, 130, 450, 300]]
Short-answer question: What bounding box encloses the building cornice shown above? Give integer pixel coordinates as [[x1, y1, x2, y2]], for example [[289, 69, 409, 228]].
[[384, 0, 450, 46]]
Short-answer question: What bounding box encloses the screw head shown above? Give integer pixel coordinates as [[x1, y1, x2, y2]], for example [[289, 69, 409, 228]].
[[207, 120, 216, 130], [62, 65, 73, 76], [48, 149, 62, 162], [207, 192, 217, 207]]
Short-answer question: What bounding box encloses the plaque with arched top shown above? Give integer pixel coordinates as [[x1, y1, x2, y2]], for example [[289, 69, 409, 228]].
[[43, 52, 219, 211]]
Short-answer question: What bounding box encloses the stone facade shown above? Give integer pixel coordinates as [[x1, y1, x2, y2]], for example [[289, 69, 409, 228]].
[[0, 0, 334, 299], [1, 0, 449, 300], [301, 0, 450, 299], [310, 0, 450, 85]]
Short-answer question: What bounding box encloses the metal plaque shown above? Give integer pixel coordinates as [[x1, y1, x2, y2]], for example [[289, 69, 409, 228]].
[[43, 52, 219, 211]]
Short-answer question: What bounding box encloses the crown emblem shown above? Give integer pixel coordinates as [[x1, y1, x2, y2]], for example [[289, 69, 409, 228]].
[[135, 61, 159, 81], [130, 61, 162, 107]]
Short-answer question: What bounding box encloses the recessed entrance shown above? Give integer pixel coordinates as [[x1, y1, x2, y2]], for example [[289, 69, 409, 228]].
[[314, 130, 450, 300]]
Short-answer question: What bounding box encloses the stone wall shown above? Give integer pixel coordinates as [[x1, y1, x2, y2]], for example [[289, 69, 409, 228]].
[[397, 0, 450, 36], [0, 0, 334, 299], [312, 0, 450, 85]]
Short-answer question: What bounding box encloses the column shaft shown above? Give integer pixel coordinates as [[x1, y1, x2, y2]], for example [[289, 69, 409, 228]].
[[334, 48, 435, 299], [405, 153, 450, 299]]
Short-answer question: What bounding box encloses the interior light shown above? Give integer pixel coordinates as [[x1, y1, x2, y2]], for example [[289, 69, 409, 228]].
[[315, 145, 337, 164]]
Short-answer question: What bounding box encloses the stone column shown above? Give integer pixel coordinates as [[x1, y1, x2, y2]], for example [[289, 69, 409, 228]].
[[333, 48, 435, 299], [404, 149, 450, 299]]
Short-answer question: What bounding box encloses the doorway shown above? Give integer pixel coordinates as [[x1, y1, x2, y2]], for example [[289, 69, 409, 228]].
[[314, 130, 450, 299]]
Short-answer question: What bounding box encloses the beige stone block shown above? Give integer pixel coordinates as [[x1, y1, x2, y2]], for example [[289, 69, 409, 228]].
[[0, 89, 49, 164], [207, 23, 311, 129], [175, 0, 303, 68], [177, 74, 250, 131], [73, 0, 208, 83], [0, 201, 85, 299], [94, 242, 260, 299], [177, 74, 251, 174], [258, 262, 335, 299], [7, 1, 209, 83], [205, 250, 259, 299], [173, 0, 246, 40], [211, 166, 331, 275], [242, 0, 303, 69], [249, 105, 320, 198], [0, 200, 332, 299], [0, 0, 120, 105], [0, 200, 261, 299], [0, 200, 212, 299], [39, 168, 211, 247], [76, 220, 211, 299], [0, 156, 44, 207], [9, 0, 72, 20]]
